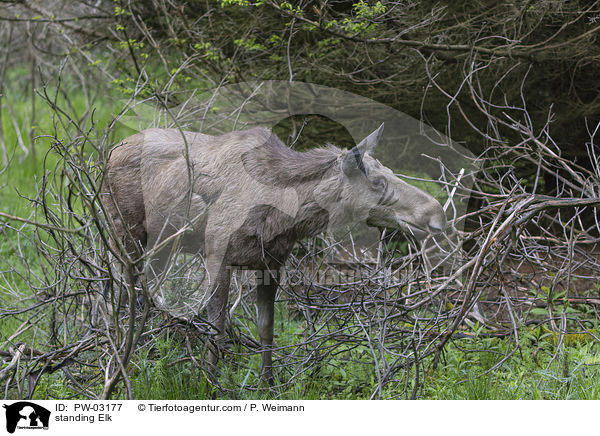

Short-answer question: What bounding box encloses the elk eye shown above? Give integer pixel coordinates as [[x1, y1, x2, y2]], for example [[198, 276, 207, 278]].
[[372, 177, 386, 191]]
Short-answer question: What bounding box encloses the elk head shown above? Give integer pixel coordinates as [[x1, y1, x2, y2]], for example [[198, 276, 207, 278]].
[[340, 123, 447, 239]]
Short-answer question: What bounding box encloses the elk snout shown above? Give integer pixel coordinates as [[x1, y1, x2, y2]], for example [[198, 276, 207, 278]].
[[426, 204, 447, 234]]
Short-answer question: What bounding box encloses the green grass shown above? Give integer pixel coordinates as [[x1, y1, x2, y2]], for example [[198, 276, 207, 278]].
[[0, 66, 133, 283], [0, 67, 135, 212], [130, 334, 212, 400], [115, 303, 600, 400], [421, 332, 600, 400], [104, 319, 600, 400]]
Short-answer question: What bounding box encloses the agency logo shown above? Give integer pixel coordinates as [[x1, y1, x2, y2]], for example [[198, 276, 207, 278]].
[[2, 402, 50, 434]]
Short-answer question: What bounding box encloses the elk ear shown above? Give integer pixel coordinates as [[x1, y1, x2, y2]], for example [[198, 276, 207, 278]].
[[342, 123, 384, 177], [356, 122, 384, 156]]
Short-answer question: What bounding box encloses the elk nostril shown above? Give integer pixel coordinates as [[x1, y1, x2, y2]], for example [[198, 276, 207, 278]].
[[428, 213, 447, 233]]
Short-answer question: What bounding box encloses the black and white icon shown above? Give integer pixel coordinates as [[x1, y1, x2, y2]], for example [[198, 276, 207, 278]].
[[3, 402, 50, 434]]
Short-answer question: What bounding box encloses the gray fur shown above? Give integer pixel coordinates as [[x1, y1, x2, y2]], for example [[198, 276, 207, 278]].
[[103, 125, 446, 382]]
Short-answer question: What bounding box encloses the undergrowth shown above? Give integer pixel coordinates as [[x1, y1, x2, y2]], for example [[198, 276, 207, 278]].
[[2, 70, 600, 401]]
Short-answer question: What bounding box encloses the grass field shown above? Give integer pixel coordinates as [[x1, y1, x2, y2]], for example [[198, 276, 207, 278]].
[[2, 72, 600, 400]]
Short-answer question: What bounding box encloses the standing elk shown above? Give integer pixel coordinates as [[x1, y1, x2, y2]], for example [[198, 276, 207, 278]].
[[103, 123, 446, 382]]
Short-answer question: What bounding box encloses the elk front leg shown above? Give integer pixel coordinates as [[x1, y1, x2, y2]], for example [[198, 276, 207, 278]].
[[256, 270, 278, 384], [205, 265, 231, 380]]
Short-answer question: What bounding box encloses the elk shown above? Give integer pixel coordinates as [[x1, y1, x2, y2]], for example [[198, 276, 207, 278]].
[[103, 123, 447, 382]]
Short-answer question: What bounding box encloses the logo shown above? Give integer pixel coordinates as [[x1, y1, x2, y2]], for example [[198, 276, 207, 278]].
[[2, 402, 50, 434]]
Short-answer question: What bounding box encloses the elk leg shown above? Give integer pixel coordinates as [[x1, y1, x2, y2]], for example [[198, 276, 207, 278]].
[[256, 270, 278, 384], [205, 266, 231, 379]]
